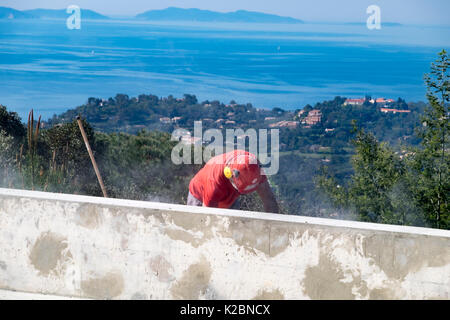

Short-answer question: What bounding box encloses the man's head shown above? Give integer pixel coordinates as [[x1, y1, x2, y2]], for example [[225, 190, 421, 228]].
[[224, 153, 263, 194]]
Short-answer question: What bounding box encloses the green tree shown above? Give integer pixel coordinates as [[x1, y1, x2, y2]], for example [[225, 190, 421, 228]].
[[318, 128, 405, 224], [0, 105, 25, 188], [40, 119, 101, 195], [0, 130, 16, 187], [0, 104, 25, 140], [407, 50, 449, 229]]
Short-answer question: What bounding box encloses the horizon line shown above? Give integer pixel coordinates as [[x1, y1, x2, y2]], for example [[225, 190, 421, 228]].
[[0, 5, 429, 26]]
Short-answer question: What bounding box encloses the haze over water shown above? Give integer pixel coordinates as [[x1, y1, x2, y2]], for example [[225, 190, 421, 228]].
[[0, 18, 449, 120]]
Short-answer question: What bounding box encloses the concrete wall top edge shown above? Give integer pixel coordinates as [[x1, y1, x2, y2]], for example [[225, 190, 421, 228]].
[[1, 187, 449, 238]]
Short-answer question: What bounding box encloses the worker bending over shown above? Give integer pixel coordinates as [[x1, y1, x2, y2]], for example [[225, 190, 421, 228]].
[[187, 150, 279, 213]]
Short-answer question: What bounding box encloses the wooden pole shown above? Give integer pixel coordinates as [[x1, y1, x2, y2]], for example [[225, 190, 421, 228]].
[[76, 116, 108, 198]]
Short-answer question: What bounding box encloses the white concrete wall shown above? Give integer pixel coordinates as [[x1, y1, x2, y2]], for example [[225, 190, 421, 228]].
[[0, 188, 449, 300]]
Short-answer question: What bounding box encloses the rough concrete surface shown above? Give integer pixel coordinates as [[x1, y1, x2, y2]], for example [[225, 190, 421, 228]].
[[0, 188, 449, 299]]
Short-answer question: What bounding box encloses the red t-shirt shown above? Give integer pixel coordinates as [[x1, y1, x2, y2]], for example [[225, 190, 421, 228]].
[[189, 150, 267, 208]]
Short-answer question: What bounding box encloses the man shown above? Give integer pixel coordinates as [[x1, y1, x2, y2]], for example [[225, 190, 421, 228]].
[[187, 149, 280, 213]]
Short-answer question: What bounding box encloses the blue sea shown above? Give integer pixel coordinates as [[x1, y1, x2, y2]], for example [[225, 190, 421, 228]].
[[0, 19, 449, 120]]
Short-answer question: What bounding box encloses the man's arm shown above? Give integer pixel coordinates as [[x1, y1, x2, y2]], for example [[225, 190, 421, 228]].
[[256, 180, 280, 214]]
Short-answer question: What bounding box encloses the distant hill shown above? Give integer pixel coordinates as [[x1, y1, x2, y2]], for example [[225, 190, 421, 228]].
[[0, 7, 34, 19], [136, 7, 303, 23], [0, 7, 109, 20], [23, 8, 109, 20]]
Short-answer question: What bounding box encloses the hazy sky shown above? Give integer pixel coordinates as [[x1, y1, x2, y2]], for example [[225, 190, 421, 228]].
[[1, 0, 449, 25]]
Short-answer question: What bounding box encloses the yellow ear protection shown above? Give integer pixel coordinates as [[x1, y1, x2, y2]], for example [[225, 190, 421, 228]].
[[224, 166, 240, 179], [224, 166, 241, 192], [224, 166, 233, 179]]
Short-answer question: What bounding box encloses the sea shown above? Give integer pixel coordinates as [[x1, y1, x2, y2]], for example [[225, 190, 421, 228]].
[[0, 18, 449, 120]]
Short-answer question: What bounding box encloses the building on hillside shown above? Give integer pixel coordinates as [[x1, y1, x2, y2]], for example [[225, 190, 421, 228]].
[[269, 121, 299, 128], [159, 117, 171, 124], [344, 98, 365, 106], [380, 108, 411, 114], [373, 98, 395, 104], [302, 109, 322, 125], [369, 98, 395, 104], [160, 117, 182, 124]]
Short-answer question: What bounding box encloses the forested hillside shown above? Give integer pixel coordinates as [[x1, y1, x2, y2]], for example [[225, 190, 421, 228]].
[[2, 51, 448, 229]]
